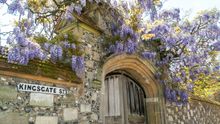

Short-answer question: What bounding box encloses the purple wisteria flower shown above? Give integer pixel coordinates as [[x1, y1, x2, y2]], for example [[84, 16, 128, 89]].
[[180, 91, 188, 103], [165, 87, 171, 101], [43, 42, 52, 51], [0, 0, 7, 3], [121, 24, 133, 37], [64, 12, 73, 21], [38, 51, 47, 61], [23, 20, 29, 28], [172, 77, 182, 83], [56, 45, 63, 60], [62, 41, 71, 49], [8, 0, 24, 15], [146, 0, 153, 10], [7, 36, 13, 44], [28, 47, 40, 59], [156, 61, 166, 66], [181, 71, 186, 77], [141, 51, 156, 60], [74, 5, 82, 15], [71, 55, 77, 70], [159, 8, 180, 21], [170, 90, 177, 102], [187, 83, 194, 91], [138, 0, 147, 10], [71, 43, 76, 49], [50, 45, 63, 62], [71, 55, 85, 78], [154, 72, 161, 79], [26, 27, 32, 36], [16, 33, 28, 47], [115, 42, 123, 53], [27, 10, 33, 18], [0, 46, 5, 55], [213, 66, 220, 71], [181, 36, 194, 45], [8, 47, 29, 65], [110, 23, 117, 34], [124, 39, 136, 54], [212, 41, 220, 51], [13, 27, 20, 34], [75, 56, 85, 78], [203, 70, 209, 75], [64, 5, 74, 21], [8, 47, 19, 63], [108, 44, 116, 53], [151, 24, 170, 36]]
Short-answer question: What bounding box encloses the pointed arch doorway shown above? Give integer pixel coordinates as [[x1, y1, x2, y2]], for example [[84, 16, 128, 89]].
[[101, 54, 166, 124]]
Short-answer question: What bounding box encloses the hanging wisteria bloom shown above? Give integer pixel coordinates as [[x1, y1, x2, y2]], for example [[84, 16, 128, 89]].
[[141, 51, 156, 60], [115, 42, 124, 53], [71, 55, 85, 78], [16, 33, 28, 47], [8, 0, 24, 15], [124, 39, 136, 54], [74, 5, 82, 15], [159, 8, 180, 21], [8, 47, 29, 65], [212, 41, 220, 51], [180, 91, 188, 104], [64, 5, 74, 21], [71, 55, 77, 71], [108, 44, 116, 53], [71, 43, 76, 49], [62, 41, 71, 49], [75, 56, 85, 78], [0, 0, 7, 3], [121, 24, 134, 38], [165, 87, 171, 101], [187, 83, 194, 91], [50, 45, 63, 63], [38, 51, 47, 61], [43, 43, 52, 51], [0, 46, 5, 55], [7, 36, 13, 44], [170, 90, 177, 102]]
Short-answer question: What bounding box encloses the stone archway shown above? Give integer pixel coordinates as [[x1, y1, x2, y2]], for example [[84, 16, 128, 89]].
[[101, 54, 166, 124]]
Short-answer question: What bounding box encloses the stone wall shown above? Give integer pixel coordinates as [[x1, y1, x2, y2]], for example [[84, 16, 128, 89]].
[[166, 97, 220, 124], [0, 75, 78, 124]]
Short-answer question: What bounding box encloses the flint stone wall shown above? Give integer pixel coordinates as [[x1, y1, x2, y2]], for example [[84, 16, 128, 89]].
[[166, 98, 220, 124]]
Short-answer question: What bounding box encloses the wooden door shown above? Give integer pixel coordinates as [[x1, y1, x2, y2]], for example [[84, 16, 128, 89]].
[[104, 73, 146, 124]]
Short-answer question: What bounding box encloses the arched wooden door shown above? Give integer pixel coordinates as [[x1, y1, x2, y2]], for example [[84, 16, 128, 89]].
[[104, 72, 147, 124]]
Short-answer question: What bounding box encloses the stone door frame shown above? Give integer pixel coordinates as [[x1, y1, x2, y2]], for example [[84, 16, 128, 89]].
[[100, 54, 166, 124]]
